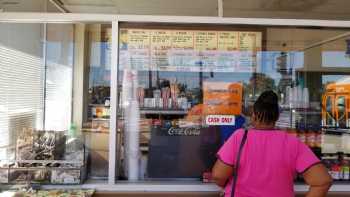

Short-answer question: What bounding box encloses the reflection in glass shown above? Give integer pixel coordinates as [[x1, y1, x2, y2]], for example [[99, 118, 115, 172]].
[[325, 96, 334, 127], [337, 96, 346, 128]]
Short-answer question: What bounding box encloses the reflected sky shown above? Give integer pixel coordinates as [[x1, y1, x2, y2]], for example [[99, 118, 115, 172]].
[[322, 51, 350, 67]]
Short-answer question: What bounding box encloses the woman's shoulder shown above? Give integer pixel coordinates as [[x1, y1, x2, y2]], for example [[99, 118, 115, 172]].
[[226, 128, 246, 141], [274, 129, 302, 145], [232, 128, 246, 136], [251, 128, 300, 140]]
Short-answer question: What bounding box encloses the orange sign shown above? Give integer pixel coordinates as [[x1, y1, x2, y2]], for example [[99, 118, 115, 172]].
[[203, 82, 243, 115]]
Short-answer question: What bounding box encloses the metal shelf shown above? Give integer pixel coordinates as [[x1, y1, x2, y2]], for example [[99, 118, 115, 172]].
[[88, 118, 110, 121], [322, 128, 350, 135], [89, 104, 110, 107], [140, 109, 188, 115]]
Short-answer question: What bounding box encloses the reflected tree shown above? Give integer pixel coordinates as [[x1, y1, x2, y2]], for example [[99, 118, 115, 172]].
[[244, 73, 277, 99]]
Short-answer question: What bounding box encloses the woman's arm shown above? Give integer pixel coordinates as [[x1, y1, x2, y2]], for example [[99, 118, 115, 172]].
[[303, 163, 333, 197], [212, 159, 234, 188]]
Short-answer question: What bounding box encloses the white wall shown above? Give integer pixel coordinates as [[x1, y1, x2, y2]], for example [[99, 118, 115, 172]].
[[0, 0, 61, 12], [60, 0, 350, 19], [224, 0, 350, 20], [0, 0, 46, 12], [63, 0, 218, 16]]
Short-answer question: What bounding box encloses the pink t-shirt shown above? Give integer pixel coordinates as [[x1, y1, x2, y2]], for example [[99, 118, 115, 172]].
[[217, 128, 320, 197]]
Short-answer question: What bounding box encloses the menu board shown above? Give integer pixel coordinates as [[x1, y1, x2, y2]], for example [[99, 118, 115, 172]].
[[150, 30, 172, 70], [172, 31, 194, 49], [218, 32, 238, 51], [119, 29, 150, 70], [119, 28, 262, 72], [194, 31, 217, 51]]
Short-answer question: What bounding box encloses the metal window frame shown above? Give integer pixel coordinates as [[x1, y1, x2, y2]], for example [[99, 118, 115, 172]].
[[1, 13, 350, 191]]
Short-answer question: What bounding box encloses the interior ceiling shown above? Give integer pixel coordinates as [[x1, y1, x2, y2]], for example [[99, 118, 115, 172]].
[[59, 0, 350, 19], [60, 0, 218, 16]]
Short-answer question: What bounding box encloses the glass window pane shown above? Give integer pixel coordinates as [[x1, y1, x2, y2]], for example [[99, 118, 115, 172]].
[[118, 26, 259, 181], [84, 24, 111, 180], [117, 23, 350, 184], [45, 24, 74, 131], [0, 23, 45, 161], [0, 22, 111, 184]]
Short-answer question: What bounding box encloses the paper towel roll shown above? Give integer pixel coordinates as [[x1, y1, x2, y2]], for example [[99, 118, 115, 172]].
[[296, 85, 302, 108], [123, 69, 140, 181], [122, 69, 132, 108], [127, 99, 140, 181]]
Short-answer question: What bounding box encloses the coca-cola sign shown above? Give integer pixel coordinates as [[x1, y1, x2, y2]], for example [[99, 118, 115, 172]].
[[168, 127, 201, 136]]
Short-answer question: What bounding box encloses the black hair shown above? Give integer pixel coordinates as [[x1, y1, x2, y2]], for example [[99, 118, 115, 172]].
[[253, 90, 279, 124]]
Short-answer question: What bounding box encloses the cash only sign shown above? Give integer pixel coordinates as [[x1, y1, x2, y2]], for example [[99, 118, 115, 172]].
[[204, 82, 243, 126], [206, 115, 236, 126], [167, 81, 243, 136]]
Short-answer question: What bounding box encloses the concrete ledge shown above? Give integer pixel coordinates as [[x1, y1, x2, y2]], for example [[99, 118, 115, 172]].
[[92, 191, 350, 197], [40, 181, 350, 193]]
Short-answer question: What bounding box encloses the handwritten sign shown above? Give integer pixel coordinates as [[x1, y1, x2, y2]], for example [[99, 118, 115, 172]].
[[172, 31, 194, 50], [119, 28, 262, 72], [194, 31, 217, 51], [203, 82, 243, 115]]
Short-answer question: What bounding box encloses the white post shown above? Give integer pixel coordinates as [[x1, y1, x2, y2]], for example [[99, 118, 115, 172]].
[[218, 0, 224, 17], [72, 24, 86, 131]]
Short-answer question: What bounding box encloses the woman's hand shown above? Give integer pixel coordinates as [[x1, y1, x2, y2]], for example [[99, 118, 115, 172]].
[[212, 159, 234, 188]]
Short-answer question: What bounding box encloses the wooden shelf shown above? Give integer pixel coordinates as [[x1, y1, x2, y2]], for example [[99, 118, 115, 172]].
[[82, 128, 109, 133]]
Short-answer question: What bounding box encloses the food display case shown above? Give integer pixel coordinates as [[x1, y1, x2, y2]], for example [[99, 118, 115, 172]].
[[0, 129, 85, 184]]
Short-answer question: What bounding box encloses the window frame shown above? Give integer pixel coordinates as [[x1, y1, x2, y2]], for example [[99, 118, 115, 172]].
[[2, 13, 350, 192]]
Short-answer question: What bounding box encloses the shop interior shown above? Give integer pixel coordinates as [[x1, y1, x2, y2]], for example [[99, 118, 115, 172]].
[[116, 24, 350, 183]]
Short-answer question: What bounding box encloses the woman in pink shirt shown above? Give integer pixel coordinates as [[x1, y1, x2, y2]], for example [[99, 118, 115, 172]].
[[212, 90, 332, 197]]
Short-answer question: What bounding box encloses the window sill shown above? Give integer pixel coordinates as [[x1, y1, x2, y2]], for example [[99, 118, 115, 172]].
[[37, 180, 350, 192]]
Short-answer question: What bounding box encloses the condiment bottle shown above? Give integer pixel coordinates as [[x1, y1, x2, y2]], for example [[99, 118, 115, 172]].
[[341, 159, 350, 181], [315, 127, 322, 148], [298, 125, 306, 144], [306, 126, 316, 148], [331, 156, 341, 181]]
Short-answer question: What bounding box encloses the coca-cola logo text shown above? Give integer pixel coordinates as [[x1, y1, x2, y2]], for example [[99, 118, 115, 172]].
[[168, 127, 201, 136]]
